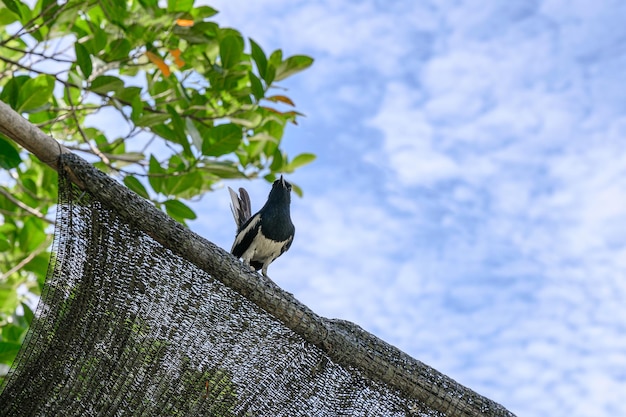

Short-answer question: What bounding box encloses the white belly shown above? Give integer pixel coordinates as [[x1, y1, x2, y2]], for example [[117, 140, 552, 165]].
[[241, 227, 284, 264]]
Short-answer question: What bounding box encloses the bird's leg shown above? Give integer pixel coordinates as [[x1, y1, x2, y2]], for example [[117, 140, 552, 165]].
[[261, 264, 269, 277]]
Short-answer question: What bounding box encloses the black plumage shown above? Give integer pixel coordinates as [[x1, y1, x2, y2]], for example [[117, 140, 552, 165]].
[[229, 176, 295, 277]]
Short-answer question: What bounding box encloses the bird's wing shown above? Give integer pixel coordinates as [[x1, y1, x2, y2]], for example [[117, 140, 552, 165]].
[[230, 213, 261, 257], [280, 231, 295, 256], [228, 187, 252, 229]]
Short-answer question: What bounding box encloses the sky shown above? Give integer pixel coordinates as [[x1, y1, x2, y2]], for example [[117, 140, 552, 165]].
[[185, 1, 626, 416]]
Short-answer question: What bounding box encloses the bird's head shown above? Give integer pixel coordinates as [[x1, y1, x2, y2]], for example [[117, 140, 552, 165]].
[[278, 175, 292, 190], [267, 175, 292, 205]]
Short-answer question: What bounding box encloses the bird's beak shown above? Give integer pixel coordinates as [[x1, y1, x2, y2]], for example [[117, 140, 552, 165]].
[[280, 175, 285, 186]]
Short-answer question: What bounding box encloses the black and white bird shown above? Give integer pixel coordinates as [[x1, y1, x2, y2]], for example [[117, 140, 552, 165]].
[[228, 176, 295, 277]]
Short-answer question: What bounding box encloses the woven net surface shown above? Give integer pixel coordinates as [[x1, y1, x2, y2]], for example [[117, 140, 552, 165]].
[[0, 154, 515, 417]]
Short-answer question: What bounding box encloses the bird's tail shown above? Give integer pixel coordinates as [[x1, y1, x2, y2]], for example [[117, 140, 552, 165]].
[[228, 187, 252, 230]]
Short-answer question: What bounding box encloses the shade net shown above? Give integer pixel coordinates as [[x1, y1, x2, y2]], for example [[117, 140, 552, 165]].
[[0, 154, 515, 417]]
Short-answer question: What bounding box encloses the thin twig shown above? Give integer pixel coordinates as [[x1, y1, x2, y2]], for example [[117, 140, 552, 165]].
[[0, 188, 55, 225], [63, 145, 148, 165], [8, 171, 55, 205], [64, 85, 111, 165], [0, 44, 75, 64], [0, 236, 53, 281]]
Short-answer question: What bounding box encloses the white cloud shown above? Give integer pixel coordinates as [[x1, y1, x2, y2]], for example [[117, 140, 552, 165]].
[[191, 1, 626, 416], [358, 2, 626, 415], [366, 82, 460, 186]]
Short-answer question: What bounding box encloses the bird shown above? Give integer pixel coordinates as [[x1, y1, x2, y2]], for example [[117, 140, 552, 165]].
[[228, 175, 295, 277]]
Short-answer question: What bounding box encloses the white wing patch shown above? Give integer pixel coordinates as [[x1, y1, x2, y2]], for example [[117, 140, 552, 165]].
[[231, 214, 260, 253], [240, 225, 287, 265]]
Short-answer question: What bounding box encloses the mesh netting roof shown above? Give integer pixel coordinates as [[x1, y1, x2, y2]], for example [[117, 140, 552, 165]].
[[0, 154, 515, 417]]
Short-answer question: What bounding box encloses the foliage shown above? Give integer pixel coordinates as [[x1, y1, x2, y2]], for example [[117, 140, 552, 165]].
[[0, 0, 315, 374]]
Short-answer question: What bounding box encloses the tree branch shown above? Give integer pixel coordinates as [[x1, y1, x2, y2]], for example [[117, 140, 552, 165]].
[[0, 101, 84, 188]]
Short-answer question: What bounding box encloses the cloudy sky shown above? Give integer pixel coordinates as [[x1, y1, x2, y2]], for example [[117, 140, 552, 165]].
[[189, 1, 626, 416]]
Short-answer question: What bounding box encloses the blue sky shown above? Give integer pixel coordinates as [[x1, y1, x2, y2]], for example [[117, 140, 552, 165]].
[[188, 1, 626, 416]]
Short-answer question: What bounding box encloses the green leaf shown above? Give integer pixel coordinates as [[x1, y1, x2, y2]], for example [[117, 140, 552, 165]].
[[202, 123, 242, 156], [23, 252, 49, 277], [135, 112, 170, 127], [21, 302, 34, 326], [150, 123, 180, 146], [1, 0, 21, 16], [219, 35, 244, 69], [17, 75, 54, 112], [0, 137, 21, 169], [229, 110, 263, 129], [0, 75, 28, 108], [249, 38, 267, 80], [268, 49, 282, 67], [130, 95, 144, 122], [201, 161, 243, 179], [164, 107, 192, 156], [12, 0, 30, 27], [163, 199, 197, 220], [102, 38, 131, 62], [75, 42, 92, 79], [248, 71, 264, 100], [1, 321, 27, 341], [291, 182, 303, 197], [123, 176, 150, 199], [167, 0, 193, 13], [174, 21, 218, 44], [270, 148, 285, 172], [264, 49, 282, 84], [166, 172, 201, 197], [191, 5, 218, 19], [19, 217, 46, 252], [99, 0, 128, 25], [0, 341, 21, 363], [0, 232, 10, 251], [40, 0, 61, 28], [148, 155, 166, 194], [287, 153, 316, 171], [90, 75, 124, 94], [0, 6, 19, 24], [243, 137, 267, 160], [83, 25, 107, 55], [66, 66, 83, 84], [115, 152, 144, 165], [185, 118, 203, 151], [0, 286, 19, 315], [63, 79, 82, 106], [275, 55, 314, 81], [114, 86, 142, 103], [260, 119, 284, 141]]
